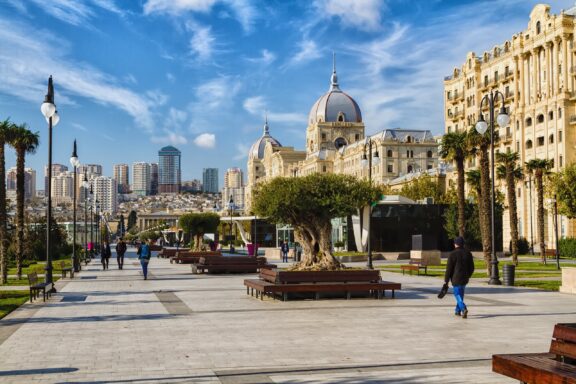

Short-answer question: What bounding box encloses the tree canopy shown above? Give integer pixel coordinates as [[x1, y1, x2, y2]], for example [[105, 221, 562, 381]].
[[178, 212, 220, 251], [252, 173, 379, 270], [552, 162, 576, 219]]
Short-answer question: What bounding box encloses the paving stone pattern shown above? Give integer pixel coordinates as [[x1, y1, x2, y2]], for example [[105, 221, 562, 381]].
[[0, 247, 574, 383]]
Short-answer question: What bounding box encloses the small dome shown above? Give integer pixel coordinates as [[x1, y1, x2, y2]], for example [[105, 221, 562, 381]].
[[308, 61, 362, 124], [249, 118, 282, 160]]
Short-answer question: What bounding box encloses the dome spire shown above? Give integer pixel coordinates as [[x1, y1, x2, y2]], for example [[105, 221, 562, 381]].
[[263, 111, 269, 135], [330, 51, 340, 91]]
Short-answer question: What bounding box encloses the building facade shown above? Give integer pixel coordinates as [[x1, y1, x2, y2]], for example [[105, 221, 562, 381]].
[[150, 162, 159, 195], [202, 168, 219, 194], [158, 146, 180, 194], [51, 172, 74, 204], [443, 3, 576, 249], [222, 167, 245, 211], [245, 60, 439, 212], [113, 164, 130, 193], [7, 167, 36, 200], [44, 163, 67, 194], [93, 176, 117, 214], [132, 162, 150, 196]]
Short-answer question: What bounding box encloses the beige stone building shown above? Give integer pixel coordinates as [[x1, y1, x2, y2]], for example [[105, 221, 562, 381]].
[[443, 3, 576, 250], [245, 62, 439, 212]]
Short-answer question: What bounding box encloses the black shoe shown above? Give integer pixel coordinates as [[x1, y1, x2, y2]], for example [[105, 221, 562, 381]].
[[462, 309, 468, 319], [454, 312, 461, 316]]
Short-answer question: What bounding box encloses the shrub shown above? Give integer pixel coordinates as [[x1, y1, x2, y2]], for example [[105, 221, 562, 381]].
[[516, 237, 530, 255], [559, 238, 576, 258]]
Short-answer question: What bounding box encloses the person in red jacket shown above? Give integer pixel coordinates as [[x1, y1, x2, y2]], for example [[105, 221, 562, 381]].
[[444, 237, 475, 319]]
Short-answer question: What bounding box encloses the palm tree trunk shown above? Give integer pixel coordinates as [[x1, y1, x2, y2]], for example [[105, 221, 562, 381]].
[[536, 171, 546, 264], [0, 142, 7, 284], [16, 148, 25, 279], [507, 171, 519, 265], [457, 159, 465, 237], [479, 149, 492, 274]]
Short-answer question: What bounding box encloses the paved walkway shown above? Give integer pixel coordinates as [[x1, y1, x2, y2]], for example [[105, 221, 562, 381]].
[[0, 248, 575, 383]]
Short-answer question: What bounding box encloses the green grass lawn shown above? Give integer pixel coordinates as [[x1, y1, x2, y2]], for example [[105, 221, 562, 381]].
[[7, 259, 73, 276], [0, 291, 29, 319], [514, 280, 561, 291]]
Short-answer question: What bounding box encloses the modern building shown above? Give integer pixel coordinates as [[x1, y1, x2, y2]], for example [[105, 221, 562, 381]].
[[222, 168, 245, 211], [202, 168, 219, 194], [245, 59, 439, 211], [44, 163, 68, 193], [113, 164, 130, 194], [150, 162, 159, 195], [443, 3, 576, 249], [132, 162, 151, 196], [7, 167, 36, 200], [77, 164, 102, 179], [158, 146, 181, 194], [93, 176, 117, 215], [51, 172, 74, 204], [182, 179, 202, 192]]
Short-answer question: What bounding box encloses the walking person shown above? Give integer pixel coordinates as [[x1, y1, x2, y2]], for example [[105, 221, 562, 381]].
[[115, 237, 127, 270], [444, 236, 475, 319], [101, 241, 111, 270], [137, 239, 151, 280], [281, 240, 289, 262]]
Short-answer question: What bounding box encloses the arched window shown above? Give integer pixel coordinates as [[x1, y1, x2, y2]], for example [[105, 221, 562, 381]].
[[427, 150, 433, 158], [526, 117, 532, 126], [537, 114, 544, 123], [549, 134, 554, 144], [406, 136, 412, 143], [526, 140, 533, 149], [516, 120, 519, 130], [407, 165, 413, 173], [536, 21, 541, 34], [387, 149, 393, 158], [549, 111, 554, 120], [337, 111, 346, 122]]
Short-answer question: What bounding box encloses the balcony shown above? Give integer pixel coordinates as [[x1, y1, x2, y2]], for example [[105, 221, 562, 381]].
[[570, 115, 576, 125], [500, 132, 513, 143], [450, 111, 464, 120], [505, 91, 514, 101]]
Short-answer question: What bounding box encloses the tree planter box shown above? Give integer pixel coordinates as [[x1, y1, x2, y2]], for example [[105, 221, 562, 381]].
[[260, 268, 381, 284]]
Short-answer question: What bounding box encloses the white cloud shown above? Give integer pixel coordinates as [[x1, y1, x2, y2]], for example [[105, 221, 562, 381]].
[[0, 16, 157, 131], [195, 76, 241, 109], [151, 132, 188, 145], [194, 133, 216, 148], [143, 0, 257, 32], [29, 0, 94, 26], [166, 73, 175, 82], [287, 40, 322, 67], [245, 49, 276, 65], [186, 22, 216, 61], [71, 123, 88, 132], [313, 0, 384, 32], [243, 96, 265, 115]]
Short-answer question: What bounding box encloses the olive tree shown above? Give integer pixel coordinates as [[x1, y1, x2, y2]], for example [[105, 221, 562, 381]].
[[252, 173, 379, 270], [178, 213, 220, 252]]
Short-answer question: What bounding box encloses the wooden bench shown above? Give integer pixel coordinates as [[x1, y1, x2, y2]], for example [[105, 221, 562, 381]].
[[158, 248, 179, 259], [58, 261, 74, 278], [545, 249, 558, 258], [193, 256, 270, 274], [493, 323, 576, 383], [27, 272, 53, 302], [171, 251, 223, 264], [244, 269, 401, 301], [401, 259, 428, 275]]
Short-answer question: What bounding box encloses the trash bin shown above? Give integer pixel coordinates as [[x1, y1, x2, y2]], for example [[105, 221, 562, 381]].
[[502, 264, 515, 286]]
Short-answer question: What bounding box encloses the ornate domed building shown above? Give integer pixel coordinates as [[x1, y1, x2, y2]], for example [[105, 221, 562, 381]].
[[244, 57, 439, 212]]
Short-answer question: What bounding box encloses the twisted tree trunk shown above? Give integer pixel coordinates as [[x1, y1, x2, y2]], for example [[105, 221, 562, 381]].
[[535, 170, 546, 264], [479, 149, 492, 274], [506, 170, 519, 265], [457, 159, 466, 237], [0, 143, 6, 284]]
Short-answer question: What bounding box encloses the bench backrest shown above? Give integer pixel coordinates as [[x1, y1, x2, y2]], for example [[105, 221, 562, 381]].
[[199, 256, 259, 265], [550, 323, 576, 362], [176, 251, 222, 258], [160, 248, 180, 257], [60, 261, 66, 268], [27, 272, 38, 286]]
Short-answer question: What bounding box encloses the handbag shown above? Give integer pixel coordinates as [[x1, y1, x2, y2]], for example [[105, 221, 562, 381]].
[[437, 283, 449, 299]]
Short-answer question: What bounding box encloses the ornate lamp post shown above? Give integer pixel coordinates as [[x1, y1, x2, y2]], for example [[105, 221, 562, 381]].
[[525, 175, 534, 255], [228, 196, 234, 252], [475, 90, 510, 285], [89, 184, 94, 258], [361, 138, 380, 269], [82, 172, 89, 258], [548, 195, 560, 270], [95, 200, 100, 255], [40, 76, 60, 290], [70, 140, 81, 272]]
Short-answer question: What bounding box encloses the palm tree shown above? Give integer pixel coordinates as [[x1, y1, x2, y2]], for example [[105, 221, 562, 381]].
[[497, 152, 523, 265], [0, 119, 16, 284], [466, 169, 490, 273], [440, 131, 468, 237], [10, 125, 39, 279], [526, 158, 554, 264], [466, 126, 494, 272]]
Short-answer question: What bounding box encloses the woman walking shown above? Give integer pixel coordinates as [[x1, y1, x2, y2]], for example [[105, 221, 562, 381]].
[[137, 239, 151, 280], [101, 241, 111, 270]]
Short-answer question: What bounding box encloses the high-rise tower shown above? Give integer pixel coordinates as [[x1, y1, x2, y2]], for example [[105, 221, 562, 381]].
[[158, 146, 181, 194]]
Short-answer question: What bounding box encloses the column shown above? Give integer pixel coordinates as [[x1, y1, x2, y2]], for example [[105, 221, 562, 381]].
[[514, 55, 520, 108], [548, 41, 554, 96], [555, 37, 561, 95], [563, 35, 569, 94], [545, 42, 551, 98], [533, 48, 540, 102]]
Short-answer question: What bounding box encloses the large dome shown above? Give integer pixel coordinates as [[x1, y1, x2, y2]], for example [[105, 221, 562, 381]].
[[249, 118, 282, 160], [308, 65, 362, 125]]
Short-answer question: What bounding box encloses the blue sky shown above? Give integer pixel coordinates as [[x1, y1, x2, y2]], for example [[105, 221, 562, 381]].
[[0, 0, 574, 189]]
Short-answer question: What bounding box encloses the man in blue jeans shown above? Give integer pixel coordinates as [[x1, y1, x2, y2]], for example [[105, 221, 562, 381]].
[[444, 236, 475, 318], [137, 240, 151, 280]]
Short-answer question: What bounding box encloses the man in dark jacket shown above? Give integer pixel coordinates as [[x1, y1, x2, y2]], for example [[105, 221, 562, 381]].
[[444, 236, 475, 318], [116, 238, 127, 270]]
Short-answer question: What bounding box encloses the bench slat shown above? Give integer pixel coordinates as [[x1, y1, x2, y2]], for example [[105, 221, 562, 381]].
[[493, 353, 576, 384]]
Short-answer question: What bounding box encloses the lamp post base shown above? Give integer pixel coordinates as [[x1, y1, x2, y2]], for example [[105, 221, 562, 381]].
[[489, 261, 502, 285]]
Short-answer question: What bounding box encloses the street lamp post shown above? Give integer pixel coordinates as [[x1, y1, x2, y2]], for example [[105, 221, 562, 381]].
[[475, 90, 510, 285], [253, 215, 258, 257], [95, 200, 100, 255], [82, 172, 89, 258], [41, 76, 60, 291], [89, 185, 94, 258], [361, 138, 380, 269], [70, 140, 80, 272], [550, 195, 560, 270], [228, 196, 234, 252]]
